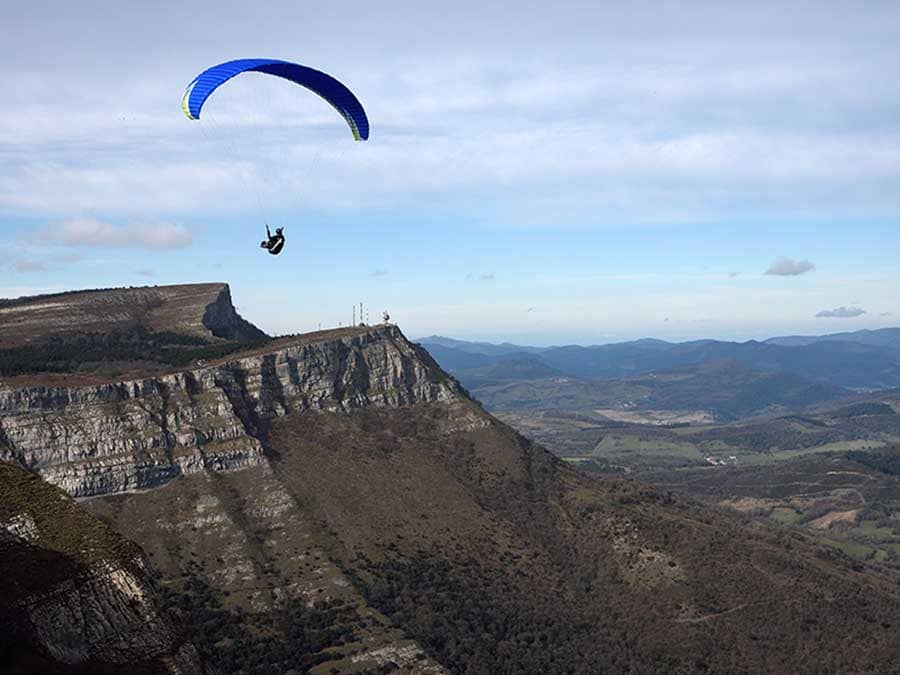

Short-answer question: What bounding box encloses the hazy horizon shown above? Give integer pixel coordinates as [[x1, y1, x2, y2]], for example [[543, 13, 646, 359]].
[[413, 324, 900, 349]]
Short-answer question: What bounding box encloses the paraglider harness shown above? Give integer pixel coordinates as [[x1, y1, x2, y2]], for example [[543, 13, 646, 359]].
[[261, 225, 285, 255]]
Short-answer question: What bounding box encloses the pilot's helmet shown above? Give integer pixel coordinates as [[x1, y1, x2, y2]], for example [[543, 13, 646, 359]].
[[276, 227, 284, 235]]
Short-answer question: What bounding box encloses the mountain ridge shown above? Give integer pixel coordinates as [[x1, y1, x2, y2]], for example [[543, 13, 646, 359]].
[[2, 284, 900, 672], [419, 327, 900, 353], [418, 331, 900, 390], [0, 323, 462, 497], [766, 326, 900, 348], [0, 282, 266, 350]]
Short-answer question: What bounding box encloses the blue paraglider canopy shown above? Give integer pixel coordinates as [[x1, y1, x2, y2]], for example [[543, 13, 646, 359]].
[[182, 58, 369, 141]]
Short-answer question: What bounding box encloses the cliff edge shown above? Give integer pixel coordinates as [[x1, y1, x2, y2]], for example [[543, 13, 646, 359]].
[[0, 323, 469, 497]]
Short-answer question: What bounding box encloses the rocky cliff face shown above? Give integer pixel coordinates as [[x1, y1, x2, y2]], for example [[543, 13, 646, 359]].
[[0, 324, 469, 497], [0, 461, 205, 673], [201, 284, 268, 341]]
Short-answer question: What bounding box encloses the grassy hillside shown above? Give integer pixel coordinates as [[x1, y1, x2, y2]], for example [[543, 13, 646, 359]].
[[263, 403, 900, 673]]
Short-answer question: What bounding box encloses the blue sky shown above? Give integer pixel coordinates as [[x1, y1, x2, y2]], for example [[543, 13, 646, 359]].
[[2, 1, 899, 345]]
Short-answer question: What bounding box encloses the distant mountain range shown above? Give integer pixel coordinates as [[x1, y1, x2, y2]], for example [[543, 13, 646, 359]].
[[765, 327, 900, 349], [416, 335, 544, 357], [421, 327, 900, 355], [417, 328, 900, 420], [417, 328, 900, 391]]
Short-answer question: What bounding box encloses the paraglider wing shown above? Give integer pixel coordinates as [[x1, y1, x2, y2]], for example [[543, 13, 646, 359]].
[[182, 58, 369, 140]]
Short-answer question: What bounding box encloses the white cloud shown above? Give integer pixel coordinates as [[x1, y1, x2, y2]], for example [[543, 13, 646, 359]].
[[2, 1, 900, 224], [816, 306, 866, 318], [42, 219, 192, 249], [765, 257, 815, 276], [4, 121, 897, 224]]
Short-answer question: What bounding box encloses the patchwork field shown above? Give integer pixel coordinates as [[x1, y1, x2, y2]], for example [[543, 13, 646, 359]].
[[640, 448, 900, 570]]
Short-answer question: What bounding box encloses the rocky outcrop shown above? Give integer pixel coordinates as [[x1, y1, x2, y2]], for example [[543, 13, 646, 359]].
[[0, 324, 469, 497], [201, 284, 267, 341], [25, 562, 202, 668], [0, 460, 205, 673]]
